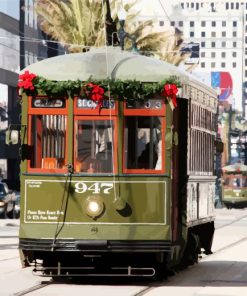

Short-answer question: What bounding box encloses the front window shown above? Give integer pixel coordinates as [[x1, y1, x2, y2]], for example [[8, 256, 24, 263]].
[[29, 115, 67, 170], [124, 116, 163, 173], [75, 119, 115, 174], [224, 176, 247, 187]]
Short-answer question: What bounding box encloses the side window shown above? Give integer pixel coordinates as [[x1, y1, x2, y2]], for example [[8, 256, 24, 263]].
[[27, 97, 68, 172], [124, 116, 163, 173], [29, 115, 67, 170], [75, 119, 115, 174]]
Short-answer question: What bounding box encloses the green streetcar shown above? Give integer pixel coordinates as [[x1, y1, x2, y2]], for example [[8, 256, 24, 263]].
[[14, 48, 218, 278], [222, 164, 247, 209]]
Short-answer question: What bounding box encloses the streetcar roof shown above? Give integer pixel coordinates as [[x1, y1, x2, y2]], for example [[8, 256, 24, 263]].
[[223, 163, 247, 173], [22, 47, 215, 94]]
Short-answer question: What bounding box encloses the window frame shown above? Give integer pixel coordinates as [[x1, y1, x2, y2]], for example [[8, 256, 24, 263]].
[[74, 115, 118, 175], [27, 96, 68, 173], [122, 101, 166, 174]]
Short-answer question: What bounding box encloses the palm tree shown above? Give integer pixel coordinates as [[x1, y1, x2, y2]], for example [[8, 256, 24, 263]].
[[34, 0, 106, 52], [34, 0, 189, 65]]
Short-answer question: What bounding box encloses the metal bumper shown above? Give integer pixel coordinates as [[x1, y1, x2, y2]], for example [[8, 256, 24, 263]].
[[19, 238, 172, 253]]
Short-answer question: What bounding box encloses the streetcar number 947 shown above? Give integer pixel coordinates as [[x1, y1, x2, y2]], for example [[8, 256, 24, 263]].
[[74, 182, 114, 194]]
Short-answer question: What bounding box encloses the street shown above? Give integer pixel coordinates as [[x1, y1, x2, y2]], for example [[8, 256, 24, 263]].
[[0, 208, 247, 296]]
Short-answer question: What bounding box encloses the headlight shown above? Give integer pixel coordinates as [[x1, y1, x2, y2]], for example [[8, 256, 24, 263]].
[[0, 201, 5, 206], [84, 196, 104, 219]]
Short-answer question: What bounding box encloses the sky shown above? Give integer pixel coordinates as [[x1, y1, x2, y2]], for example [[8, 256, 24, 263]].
[[127, 0, 176, 18]]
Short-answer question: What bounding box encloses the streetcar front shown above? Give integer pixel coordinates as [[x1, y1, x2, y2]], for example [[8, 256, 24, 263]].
[[19, 89, 172, 277], [222, 172, 247, 208]]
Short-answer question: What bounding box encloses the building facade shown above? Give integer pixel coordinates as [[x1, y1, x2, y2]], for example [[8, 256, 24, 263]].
[[167, 1, 246, 114], [0, 0, 62, 189]]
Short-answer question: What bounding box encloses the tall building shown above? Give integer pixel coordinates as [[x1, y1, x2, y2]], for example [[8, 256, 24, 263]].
[[168, 1, 246, 115], [0, 0, 63, 189], [136, 1, 246, 115]]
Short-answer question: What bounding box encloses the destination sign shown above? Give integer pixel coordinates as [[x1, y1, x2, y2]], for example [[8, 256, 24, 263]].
[[32, 98, 65, 108], [126, 99, 162, 109], [77, 98, 115, 109]]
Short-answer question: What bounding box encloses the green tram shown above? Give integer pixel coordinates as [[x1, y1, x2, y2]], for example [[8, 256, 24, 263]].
[[16, 48, 218, 278], [222, 165, 247, 209]]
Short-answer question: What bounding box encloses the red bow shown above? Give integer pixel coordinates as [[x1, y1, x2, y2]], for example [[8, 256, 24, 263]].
[[18, 70, 36, 90], [161, 84, 178, 108], [86, 83, 105, 108]]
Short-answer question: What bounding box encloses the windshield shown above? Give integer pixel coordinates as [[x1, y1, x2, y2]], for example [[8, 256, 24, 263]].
[[224, 176, 247, 188], [75, 119, 114, 173]]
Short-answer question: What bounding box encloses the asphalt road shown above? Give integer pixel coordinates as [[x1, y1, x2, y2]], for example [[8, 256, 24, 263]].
[[0, 208, 246, 296]]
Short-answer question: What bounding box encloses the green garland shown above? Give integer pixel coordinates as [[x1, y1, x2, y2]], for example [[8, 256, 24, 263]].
[[20, 74, 181, 102]]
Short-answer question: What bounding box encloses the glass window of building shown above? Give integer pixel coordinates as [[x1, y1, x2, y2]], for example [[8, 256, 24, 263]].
[[211, 62, 215, 68], [222, 41, 226, 47], [233, 62, 236, 68], [25, 0, 37, 28], [201, 52, 205, 58], [201, 62, 205, 68], [221, 62, 225, 67], [233, 31, 237, 37], [222, 31, 226, 37], [245, 36, 247, 44], [221, 52, 226, 58], [236, 3, 239, 9], [170, 21, 175, 26], [201, 42, 205, 48], [212, 21, 216, 27], [159, 21, 164, 26], [190, 21, 194, 27], [178, 21, 183, 27], [0, 83, 8, 131], [232, 52, 237, 57], [233, 41, 237, 47], [181, 3, 184, 9], [233, 21, 237, 27], [201, 32, 205, 37], [196, 3, 199, 10], [212, 42, 216, 47], [211, 32, 216, 37], [201, 21, 206, 27], [0, 28, 19, 73], [226, 3, 229, 9], [211, 52, 216, 58], [245, 59, 247, 66], [222, 21, 226, 26], [231, 3, 234, 9], [190, 32, 194, 37]]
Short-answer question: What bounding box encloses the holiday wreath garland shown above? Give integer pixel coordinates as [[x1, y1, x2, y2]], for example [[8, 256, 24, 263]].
[[18, 70, 181, 108]]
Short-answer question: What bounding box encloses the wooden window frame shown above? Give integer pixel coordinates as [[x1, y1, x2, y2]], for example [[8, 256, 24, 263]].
[[123, 103, 166, 174], [27, 96, 68, 173], [74, 115, 118, 174]]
